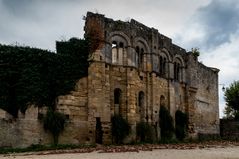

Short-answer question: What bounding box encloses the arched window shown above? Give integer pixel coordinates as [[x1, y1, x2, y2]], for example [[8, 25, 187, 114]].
[[135, 46, 140, 67], [160, 95, 166, 107], [163, 57, 166, 75], [136, 46, 140, 54], [135, 46, 144, 69], [138, 91, 144, 107], [111, 35, 126, 65], [119, 42, 124, 48], [117, 42, 124, 65], [174, 62, 181, 81], [159, 56, 163, 74], [112, 41, 118, 63], [159, 55, 167, 77], [139, 49, 144, 69], [134, 38, 148, 70], [114, 88, 122, 115], [112, 41, 117, 47]]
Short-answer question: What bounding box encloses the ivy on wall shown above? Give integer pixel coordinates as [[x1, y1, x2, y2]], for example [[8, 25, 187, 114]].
[[0, 38, 90, 117]]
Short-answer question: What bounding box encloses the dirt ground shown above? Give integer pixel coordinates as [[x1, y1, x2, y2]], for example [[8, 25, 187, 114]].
[[1, 142, 239, 159]]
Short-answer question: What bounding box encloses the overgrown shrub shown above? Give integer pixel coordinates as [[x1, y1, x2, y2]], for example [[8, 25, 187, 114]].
[[175, 110, 188, 141], [111, 114, 130, 144], [136, 122, 155, 143], [159, 106, 174, 141], [43, 108, 66, 145]]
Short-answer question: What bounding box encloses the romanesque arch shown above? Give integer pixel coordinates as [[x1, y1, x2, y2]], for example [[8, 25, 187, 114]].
[[160, 48, 172, 62], [173, 55, 185, 67], [160, 95, 166, 108], [134, 37, 150, 70], [154, 49, 171, 77], [173, 55, 185, 82], [108, 32, 131, 65], [108, 31, 131, 46], [133, 37, 150, 53]]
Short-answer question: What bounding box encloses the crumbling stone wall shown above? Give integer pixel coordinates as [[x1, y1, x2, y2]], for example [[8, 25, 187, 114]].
[[83, 12, 220, 142], [0, 107, 51, 148]]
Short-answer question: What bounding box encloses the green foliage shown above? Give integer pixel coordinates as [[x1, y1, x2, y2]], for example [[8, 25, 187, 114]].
[[224, 81, 239, 119], [136, 122, 155, 143], [159, 106, 174, 141], [0, 38, 89, 117], [191, 47, 200, 57], [111, 114, 130, 144], [175, 110, 188, 141], [43, 108, 66, 145], [223, 105, 238, 119]]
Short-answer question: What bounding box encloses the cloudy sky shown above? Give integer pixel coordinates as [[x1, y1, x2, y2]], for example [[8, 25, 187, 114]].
[[0, 0, 239, 117]]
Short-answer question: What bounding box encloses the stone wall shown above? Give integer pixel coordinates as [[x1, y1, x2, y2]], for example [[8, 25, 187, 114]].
[[193, 64, 219, 135], [57, 77, 91, 144], [84, 12, 220, 141], [0, 107, 51, 148]]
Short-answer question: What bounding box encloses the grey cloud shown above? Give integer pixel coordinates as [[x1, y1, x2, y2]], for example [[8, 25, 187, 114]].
[[0, 0, 88, 50], [194, 0, 239, 49], [1, 0, 35, 17]]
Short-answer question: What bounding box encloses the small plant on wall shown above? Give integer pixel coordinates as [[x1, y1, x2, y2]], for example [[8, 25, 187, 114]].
[[43, 108, 66, 145], [191, 47, 200, 57]]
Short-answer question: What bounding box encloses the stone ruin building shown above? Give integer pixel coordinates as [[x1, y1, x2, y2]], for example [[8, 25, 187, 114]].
[[0, 12, 220, 147]]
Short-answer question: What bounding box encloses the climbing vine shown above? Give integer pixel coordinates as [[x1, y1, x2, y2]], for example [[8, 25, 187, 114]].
[[0, 37, 90, 117]]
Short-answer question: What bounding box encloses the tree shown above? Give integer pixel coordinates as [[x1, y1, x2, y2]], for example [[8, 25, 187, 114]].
[[223, 105, 236, 119], [224, 81, 239, 119]]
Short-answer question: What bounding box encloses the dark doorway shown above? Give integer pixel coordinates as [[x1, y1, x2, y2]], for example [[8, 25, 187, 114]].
[[114, 88, 122, 115], [95, 117, 103, 144]]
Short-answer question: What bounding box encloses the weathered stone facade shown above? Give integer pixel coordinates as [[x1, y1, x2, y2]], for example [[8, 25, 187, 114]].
[[0, 12, 219, 147], [76, 12, 219, 142]]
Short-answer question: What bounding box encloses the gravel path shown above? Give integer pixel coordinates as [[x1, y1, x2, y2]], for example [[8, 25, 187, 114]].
[[1, 142, 239, 159], [2, 147, 239, 159]]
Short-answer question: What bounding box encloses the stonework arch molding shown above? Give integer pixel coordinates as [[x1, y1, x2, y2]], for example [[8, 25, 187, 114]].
[[133, 37, 150, 53], [134, 37, 150, 70], [108, 31, 131, 46], [160, 48, 172, 62], [173, 55, 185, 68], [173, 55, 186, 82]]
